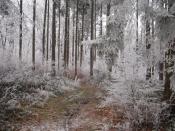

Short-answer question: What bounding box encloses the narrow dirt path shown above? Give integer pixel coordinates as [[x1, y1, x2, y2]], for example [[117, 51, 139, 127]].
[[15, 80, 126, 131]]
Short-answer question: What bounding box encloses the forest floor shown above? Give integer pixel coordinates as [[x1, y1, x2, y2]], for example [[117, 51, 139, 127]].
[[16, 81, 126, 131], [0, 69, 172, 131]]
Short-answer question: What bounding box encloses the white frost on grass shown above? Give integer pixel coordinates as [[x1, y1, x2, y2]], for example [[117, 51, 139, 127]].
[[101, 80, 130, 106], [101, 78, 169, 129], [20, 121, 67, 131]]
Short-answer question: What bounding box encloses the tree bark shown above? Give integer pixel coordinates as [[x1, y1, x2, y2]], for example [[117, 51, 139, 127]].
[[164, 47, 172, 99], [57, 0, 61, 69], [64, 0, 68, 68], [163, 0, 175, 100], [136, 0, 138, 49], [94, 0, 96, 39], [64, 0, 70, 68], [106, 1, 111, 37], [94, 0, 97, 62], [42, 0, 48, 63], [72, 7, 75, 66], [75, 0, 79, 77], [80, 4, 85, 67], [146, 0, 151, 80], [106, 1, 112, 72], [32, 0, 36, 70], [90, 0, 94, 76], [100, 3, 103, 36], [19, 0, 23, 61], [67, 1, 70, 67], [159, 62, 164, 80], [51, 0, 56, 75], [46, 0, 50, 61], [151, 0, 155, 78]]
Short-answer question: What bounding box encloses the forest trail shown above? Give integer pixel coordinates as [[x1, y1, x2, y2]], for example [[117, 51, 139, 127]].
[[1, 0, 175, 130], [4, 76, 170, 131], [18, 78, 126, 131]]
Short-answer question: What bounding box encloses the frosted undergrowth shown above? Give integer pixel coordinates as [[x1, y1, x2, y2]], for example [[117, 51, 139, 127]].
[[0, 64, 78, 130], [20, 121, 67, 131], [1, 64, 76, 98], [101, 78, 169, 130]]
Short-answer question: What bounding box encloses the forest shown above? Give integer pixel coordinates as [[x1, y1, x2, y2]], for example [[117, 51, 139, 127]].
[[0, 0, 175, 130]]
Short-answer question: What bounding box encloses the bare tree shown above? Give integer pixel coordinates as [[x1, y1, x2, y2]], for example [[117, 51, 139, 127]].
[[67, 0, 70, 67], [72, 7, 75, 66], [75, 0, 79, 77], [19, 0, 23, 61], [51, 0, 56, 75], [145, 0, 151, 80], [64, 0, 70, 68], [80, 4, 85, 67], [32, 0, 36, 70], [100, 3, 103, 36], [136, 0, 138, 49], [57, 0, 61, 69], [94, 0, 97, 62], [106, 1, 112, 72], [90, 0, 94, 76], [42, 0, 48, 63], [46, 0, 50, 61]]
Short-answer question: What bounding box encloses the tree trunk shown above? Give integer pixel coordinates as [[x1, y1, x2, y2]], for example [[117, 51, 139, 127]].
[[51, 0, 56, 76], [19, 0, 23, 61], [64, 0, 68, 68], [94, 0, 96, 39], [164, 40, 175, 99], [75, 0, 79, 77], [100, 3, 103, 36], [151, 0, 155, 78], [78, 28, 80, 60], [146, 0, 151, 80], [90, 0, 94, 76], [94, 0, 97, 62], [46, 0, 50, 61], [106, 2, 111, 37], [42, 0, 48, 63], [106, 1, 112, 72], [159, 0, 165, 81], [80, 4, 85, 67], [159, 62, 164, 80], [163, 0, 175, 100], [72, 7, 75, 66], [32, 0, 36, 70], [57, 0, 61, 70], [64, 0, 70, 68], [67, 2, 70, 67], [136, 0, 138, 49], [164, 49, 172, 99]]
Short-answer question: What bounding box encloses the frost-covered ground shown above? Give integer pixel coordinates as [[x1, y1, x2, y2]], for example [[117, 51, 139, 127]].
[[102, 77, 173, 130], [20, 121, 69, 131], [0, 64, 79, 130], [14, 77, 172, 131], [0, 61, 174, 131]]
